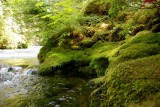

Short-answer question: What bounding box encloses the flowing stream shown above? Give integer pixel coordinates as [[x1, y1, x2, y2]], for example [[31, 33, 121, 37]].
[[0, 46, 92, 107]]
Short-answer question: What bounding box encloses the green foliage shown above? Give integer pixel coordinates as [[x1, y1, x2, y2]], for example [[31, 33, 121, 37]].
[[6, 0, 85, 44], [0, 14, 9, 49], [108, 0, 142, 17], [116, 11, 128, 22]]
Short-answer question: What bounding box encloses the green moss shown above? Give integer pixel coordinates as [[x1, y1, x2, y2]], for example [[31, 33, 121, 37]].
[[38, 41, 118, 76], [90, 57, 109, 77], [91, 54, 160, 107], [78, 37, 95, 48], [83, 0, 110, 15], [133, 9, 158, 25], [109, 31, 160, 64], [114, 43, 160, 63], [87, 41, 118, 77], [127, 31, 160, 45], [38, 48, 90, 75], [38, 37, 58, 63], [129, 93, 160, 107]]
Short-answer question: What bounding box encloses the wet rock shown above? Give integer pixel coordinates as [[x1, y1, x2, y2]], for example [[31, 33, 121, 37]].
[[8, 67, 13, 72]]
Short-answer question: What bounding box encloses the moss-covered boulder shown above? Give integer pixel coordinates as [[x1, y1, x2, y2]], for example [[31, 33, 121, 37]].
[[38, 48, 96, 77], [83, 0, 110, 15], [110, 31, 160, 64], [91, 54, 160, 107], [38, 40, 118, 77], [90, 31, 160, 106]]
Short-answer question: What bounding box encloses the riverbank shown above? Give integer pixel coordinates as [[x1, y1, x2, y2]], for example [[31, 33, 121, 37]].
[[38, 2, 160, 107], [0, 47, 93, 107]]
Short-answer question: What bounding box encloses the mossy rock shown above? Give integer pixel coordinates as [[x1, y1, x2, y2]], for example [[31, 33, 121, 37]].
[[133, 9, 158, 25], [113, 43, 160, 63], [38, 48, 96, 77], [120, 31, 160, 49], [109, 31, 160, 65], [38, 37, 58, 63], [91, 54, 160, 107], [83, 0, 110, 15]]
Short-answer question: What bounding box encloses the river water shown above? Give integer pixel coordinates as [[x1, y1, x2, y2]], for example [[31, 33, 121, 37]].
[[0, 47, 92, 107]]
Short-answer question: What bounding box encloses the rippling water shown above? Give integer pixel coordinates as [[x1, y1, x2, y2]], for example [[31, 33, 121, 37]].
[[0, 46, 92, 107]]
